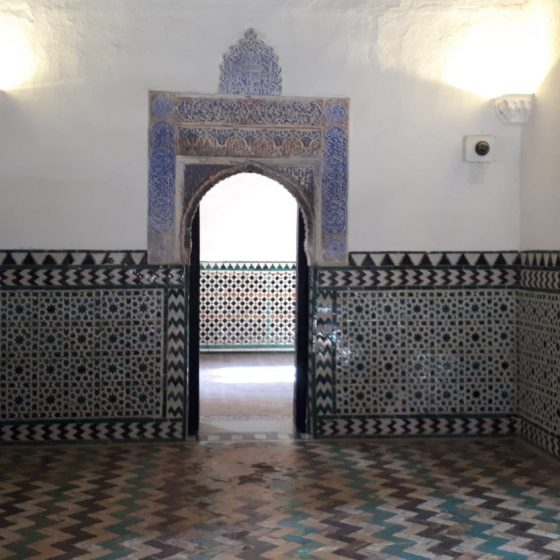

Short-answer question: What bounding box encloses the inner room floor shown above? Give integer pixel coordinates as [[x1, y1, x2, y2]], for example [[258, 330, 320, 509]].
[[199, 352, 295, 439], [2, 437, 560, 559]]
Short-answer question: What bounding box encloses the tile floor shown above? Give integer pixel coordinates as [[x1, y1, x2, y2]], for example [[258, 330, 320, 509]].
[[199, 353, 294, 437], [1, 437, 560, 559]]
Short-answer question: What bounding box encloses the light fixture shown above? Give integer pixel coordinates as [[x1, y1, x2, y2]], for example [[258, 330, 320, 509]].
[[494, 94, 534, 125], [0, 17, 36, 91]]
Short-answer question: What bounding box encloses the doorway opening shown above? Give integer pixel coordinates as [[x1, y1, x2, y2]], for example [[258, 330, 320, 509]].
[[187, 172, 310, 439]]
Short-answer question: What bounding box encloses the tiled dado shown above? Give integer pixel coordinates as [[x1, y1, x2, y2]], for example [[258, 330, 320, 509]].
[[0, 251, 186, 443], [200, 262, 295, 350], [311, 253, 519, 438], [2, 248, 559, 455], [518, 253, 560, 458]]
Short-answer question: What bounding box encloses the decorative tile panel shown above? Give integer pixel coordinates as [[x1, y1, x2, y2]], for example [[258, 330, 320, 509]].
[[310, 252, 519, 439], [200, 262, 295, 350], [518, 286, 560, 457], [7, 247, 560, 452], [0, 251, 186, 443]]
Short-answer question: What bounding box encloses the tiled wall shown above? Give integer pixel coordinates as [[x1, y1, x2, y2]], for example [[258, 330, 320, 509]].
[[0, 251, 186, 442], [518, 252, 560, 457], [200, 262, 295, 351], [311, 252, 519, 438], [1, 248, 559, 456]]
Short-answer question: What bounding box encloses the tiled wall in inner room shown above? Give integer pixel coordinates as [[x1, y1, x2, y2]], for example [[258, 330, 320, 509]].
[[310, 252, 520, 438], [0, 251, 187, 443], [518, 252, 560, 458], [200, 262, 295, 351]]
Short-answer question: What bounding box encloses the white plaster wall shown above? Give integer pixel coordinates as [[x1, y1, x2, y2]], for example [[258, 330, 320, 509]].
[[520, 2, 560, 249], [200, 174, 297, 262], [0, 0, 554, 251]]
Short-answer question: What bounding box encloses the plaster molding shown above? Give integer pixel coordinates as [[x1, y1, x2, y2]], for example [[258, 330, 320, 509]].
[[494, 94, 533, 125]]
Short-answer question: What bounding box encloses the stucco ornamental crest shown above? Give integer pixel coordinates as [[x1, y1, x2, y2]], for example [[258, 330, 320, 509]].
[[219, 29, 282, 96]]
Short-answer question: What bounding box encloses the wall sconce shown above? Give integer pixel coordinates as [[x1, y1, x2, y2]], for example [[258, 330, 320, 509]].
[[494, 94, 534, 124]]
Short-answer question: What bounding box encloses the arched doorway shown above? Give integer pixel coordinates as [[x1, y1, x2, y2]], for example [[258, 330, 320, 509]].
[[148, 82, 349, 440], [184, 168, 310, 437]]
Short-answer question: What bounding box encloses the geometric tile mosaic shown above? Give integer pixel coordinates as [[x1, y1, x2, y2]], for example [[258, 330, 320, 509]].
[[0, 251, 187, 442], [2, 247, 560, 455], [518, 289, 560, 458], [0, 288, 164, 421], [311, 251, 520, 439], [2, 438, 560, 559], [330, 289, 517, 417], [516, 251, 560, 458], [200, 262, 295, 350]]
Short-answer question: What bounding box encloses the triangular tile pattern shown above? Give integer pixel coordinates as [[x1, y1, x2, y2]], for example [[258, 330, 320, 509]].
[[348, 251, 521, 268], [0, 251, 149, 268], [522, 251, 560, 268], [201, 261, 296, 272]]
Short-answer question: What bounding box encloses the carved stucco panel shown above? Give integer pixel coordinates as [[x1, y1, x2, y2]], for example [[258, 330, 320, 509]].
[[148, 93, 348, 265], [148, 30, 348, 266]]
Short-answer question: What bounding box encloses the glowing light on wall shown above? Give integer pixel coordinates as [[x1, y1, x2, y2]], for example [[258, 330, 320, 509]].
[[0, 17, 36, 91], [443, 5, 554, 98]]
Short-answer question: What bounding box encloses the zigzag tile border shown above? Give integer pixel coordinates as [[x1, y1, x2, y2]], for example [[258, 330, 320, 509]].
[[318, 267, 517, 288], [520, 418, 560, 458], [316, 415, 519, 438], [0, 268, 184, 289], [520, 269, 560, 291], [164, 289, 187, 421], [0, 420, 183, 443], [349, 251, 520, 268]]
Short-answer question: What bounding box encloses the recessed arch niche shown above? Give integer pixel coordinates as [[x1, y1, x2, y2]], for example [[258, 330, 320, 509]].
[[147, 29, 349, 266]]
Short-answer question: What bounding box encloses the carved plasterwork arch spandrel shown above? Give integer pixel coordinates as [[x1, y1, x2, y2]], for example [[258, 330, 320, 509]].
[[180, 162, 316, 265]]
